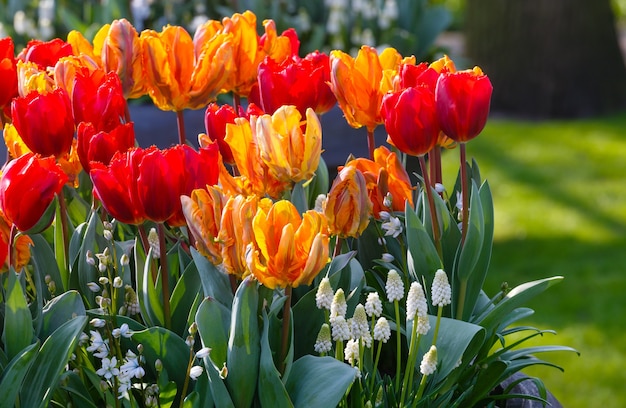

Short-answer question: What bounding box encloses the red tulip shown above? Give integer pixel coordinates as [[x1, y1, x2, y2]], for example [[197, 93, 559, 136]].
[[135, 145, 220, 225], [17, 38, 73, 69], [435, 68, 492, 143], [11, 88, 75, 158], [72, 71, 127, 132], [167, 144, 221, 226], [0, 153, 67, 232], [204, 103, 238, 164], [251, 51, 336, 116], [77, 122, 135, 172], [381, 85, 439, 157], [395, 62, 439, 91], [0, 38, 18, 116], [90, 148, 146, 225]]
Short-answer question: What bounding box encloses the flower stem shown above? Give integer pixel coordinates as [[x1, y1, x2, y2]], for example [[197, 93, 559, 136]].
[[433, 305, 443, 345], [333, 235, 343, 258], [233, 93, 241, 113], [399, 316, 420, 407], [8, 224, 16, 270], [370, 340, 383, 391], [176, 110, 187, 145], [280, 285, 293, 375], [413, 373, 429, 406], [460, 143, 469, 245], [367, 128, 375, 160], [418, 155, 442, 258], [157, 223, 172, 329], [58, 189, 70, 272], [393, 299, 402, 390], [455, 279, 468, 320], [138, 225, 157, 282], [179, 347, 195, 408]]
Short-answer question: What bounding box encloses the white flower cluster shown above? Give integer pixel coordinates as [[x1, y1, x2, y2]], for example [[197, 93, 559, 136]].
[[432, 269, 452, 307]]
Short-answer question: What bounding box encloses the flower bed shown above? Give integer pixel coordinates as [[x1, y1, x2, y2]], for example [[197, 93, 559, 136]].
[[0, 11, 575, 407]]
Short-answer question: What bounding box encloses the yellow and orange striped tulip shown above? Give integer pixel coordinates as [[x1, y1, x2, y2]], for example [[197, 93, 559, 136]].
[[329, 46, 414, 131], [325, 165, 372, 238], [181, 186, 228, 265], [255, 106, 322, 184], [247, 200, 329, 289], [141, 25, 233, 111]]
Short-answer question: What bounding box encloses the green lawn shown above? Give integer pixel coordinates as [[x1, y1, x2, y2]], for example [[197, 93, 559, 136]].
[[440, 113, 626, 407]]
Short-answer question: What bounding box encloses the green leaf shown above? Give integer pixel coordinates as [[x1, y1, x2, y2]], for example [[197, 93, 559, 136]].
[[20, 316, 87, 408], [258, 311, 293, 408], [405, 200, 442, 282], [40, 290, 86, 339], [475, 277, 564, 335], [0, 341, 39, 408], [135, 245, 165, 327], [285, 356, 355, 407], [196, 297, 231, 368], [226, 276, 260, 408], [169, 261, 202, 336], [465, 360, 508, 407], [73, 211, 103, 308], [306, 155, 329, 211], [462, 181, 494, 320], [131, 327, 190, 396], [454, 181, 484, 283], [203, 356, 234, 408], [191, 247, 234, 308], [57, 371, 98, 408], [291, 180, 309, 214], [29, 234, 65, 296], [3, 269, 34, 361], [418, 316, 486, 383]]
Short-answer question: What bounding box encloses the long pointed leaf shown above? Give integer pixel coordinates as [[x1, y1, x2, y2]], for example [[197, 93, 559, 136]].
[[20, 316, 87, 408], [258, 311, 293, 408], [285, 356, 355, 407], [3, 269, 34, 361], [0, 341, 39, 408]]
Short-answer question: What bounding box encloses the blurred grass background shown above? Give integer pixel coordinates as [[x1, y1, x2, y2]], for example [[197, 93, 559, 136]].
[[440, 114, 626, 407]]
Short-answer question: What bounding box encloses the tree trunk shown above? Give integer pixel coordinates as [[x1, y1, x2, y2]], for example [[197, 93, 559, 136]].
[[464, 0, 626, 118]]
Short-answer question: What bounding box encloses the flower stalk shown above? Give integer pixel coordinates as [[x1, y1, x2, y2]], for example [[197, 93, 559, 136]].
[[418, 155, 442, 257], [157, 223, 172, 329]]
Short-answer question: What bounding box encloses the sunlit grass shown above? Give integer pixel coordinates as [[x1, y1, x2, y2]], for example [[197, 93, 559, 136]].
[[440, 113, 626, 407]]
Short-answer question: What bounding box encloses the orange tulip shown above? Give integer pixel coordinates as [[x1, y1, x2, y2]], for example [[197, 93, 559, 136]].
[[348, 146, 414, 216], [329, 46, 414, 131], [53, 55, 103, 99], [254, 106, 322, 184], [213, 11, 293, 97], [325, 165, 372, 238], [92, 18, 146, 99], [181, 186, 227, 265], [247, 200, 329, 289], [223, 116, 289, 199], [141, 25, 233, 111], [219, 195, 272, 278]]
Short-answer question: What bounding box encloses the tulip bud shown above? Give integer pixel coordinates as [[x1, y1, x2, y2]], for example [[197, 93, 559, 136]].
[[325, 166, 372, 238]]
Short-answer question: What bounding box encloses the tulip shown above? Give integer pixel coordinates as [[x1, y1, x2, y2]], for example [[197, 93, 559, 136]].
[[72, 71, 127, 132], [252, 51, 336, 116], [247, 200, 329, 289], [181, 186, 228, 265], [11, 88, 75, 158], [216, 11, 294, 98], [254, 106, 322, 184], [394, 62, 439, 92], [0, 210, 33, 272], [218, 195, 272, 278], [0, 153, 67, 232], [325, 166, 372, 238], [0, 38, 18, 119], [92, 18, 146, 99], [15, 60, 55, 97], [53, 55, 103, 99], [381, 85, 439, 157], [17, 38, 74, 69], [203, 103, 238, 164], [90, 148, 146, 225], [329, 46, 412, 132], [435, 67, 493, 143], [141, 25, 233, 111], [348, 146, 413, 216], [77, 122, 135, 172], [224, 116, 289, 199]]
